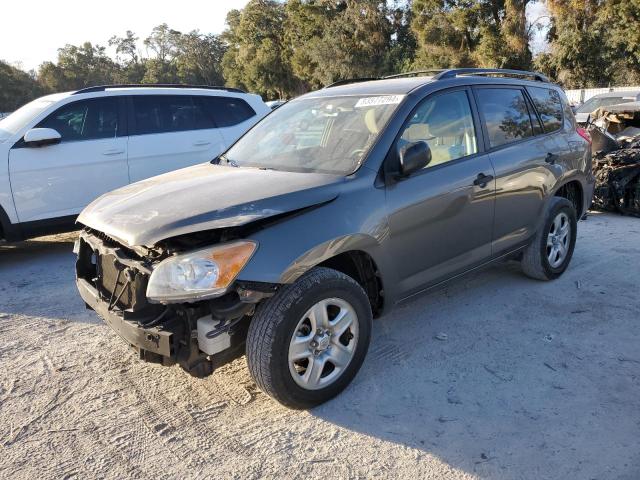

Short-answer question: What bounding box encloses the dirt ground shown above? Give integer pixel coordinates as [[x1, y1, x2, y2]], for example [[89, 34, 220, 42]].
[[0, 212, 639, 480]]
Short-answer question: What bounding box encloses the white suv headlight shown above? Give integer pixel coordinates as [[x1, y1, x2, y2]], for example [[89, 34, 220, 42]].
[[146, 241, 257, 303]]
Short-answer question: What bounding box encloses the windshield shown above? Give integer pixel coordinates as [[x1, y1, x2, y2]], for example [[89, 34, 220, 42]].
[[576, 96, 635, 114], [222, 95, 404, 175], [0, 98, 56, 140]]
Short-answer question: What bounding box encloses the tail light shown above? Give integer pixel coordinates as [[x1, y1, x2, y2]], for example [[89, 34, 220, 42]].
[[577, 127, 592, 144]]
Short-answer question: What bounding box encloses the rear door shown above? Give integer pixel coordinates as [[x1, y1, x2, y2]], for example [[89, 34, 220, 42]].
[[473, 86, 562, 254], [126, 95, 226, 183], [527, 86, 578, 166], [9, 96, 129, 222], [385, 88, 496, 296]]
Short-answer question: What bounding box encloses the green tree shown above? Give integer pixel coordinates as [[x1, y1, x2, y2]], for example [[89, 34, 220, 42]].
[[109, 31, 146, 83], [538, 0, 640, 87], [283, 0, 395, 88], [38, 42, 119, 91], [175, 32, 227, 85], [222, 0, 295, 99], [307, 1, 393, 85], [386, 1, 418, 74], [283, 0, 334, 91], [411, 0, 535, 70], [0, 60, 44, 111]]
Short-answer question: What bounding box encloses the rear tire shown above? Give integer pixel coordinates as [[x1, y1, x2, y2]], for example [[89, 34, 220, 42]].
[[521, 197, 577, 281], [246, 267, 372, 409]]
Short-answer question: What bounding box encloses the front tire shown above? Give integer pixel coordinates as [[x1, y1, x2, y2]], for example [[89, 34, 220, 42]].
[[521, 197, 577, 281], [246, 267, 372, 409]]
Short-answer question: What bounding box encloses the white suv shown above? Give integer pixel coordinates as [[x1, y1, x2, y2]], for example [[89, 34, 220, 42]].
[[0, 85, 270, 241]]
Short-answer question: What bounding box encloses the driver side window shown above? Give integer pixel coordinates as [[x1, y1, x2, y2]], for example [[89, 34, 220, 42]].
[[37, 98, 120, 143], [399, 90, 478, 168]]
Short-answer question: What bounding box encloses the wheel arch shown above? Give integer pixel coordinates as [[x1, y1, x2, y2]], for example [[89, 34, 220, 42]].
[[277, 234, 387, 317], [553, 178, 585, 218], [317, 251, 384, 317]]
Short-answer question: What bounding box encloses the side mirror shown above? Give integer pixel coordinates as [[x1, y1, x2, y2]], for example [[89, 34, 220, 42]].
[[398, 141, 431, 177], [23, 128, 61, 147]]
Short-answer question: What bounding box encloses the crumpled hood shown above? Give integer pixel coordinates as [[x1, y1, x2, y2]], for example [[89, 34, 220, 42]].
[[78, 163, 343, 247]]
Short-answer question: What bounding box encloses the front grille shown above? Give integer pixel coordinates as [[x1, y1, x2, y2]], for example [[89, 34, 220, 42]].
[[77, 231, 154, 314], [97, 253, 147, 310]]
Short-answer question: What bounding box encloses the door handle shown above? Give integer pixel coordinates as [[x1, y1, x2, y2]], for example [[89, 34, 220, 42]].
[[102, 149, 125, 156], [545, 152, 559, 165], [473, 173, 494, 188], [193, 141, 211, 147]]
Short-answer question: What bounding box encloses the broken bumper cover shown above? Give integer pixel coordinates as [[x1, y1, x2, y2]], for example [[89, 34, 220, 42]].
[[77, 278, 174, 357]]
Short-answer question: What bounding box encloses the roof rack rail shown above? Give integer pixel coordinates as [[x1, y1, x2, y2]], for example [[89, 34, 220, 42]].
[[324, 77, 379, 89], [383, 69, 444, 79], [432, 68, 550, 83], [72, 84, 246, 95]]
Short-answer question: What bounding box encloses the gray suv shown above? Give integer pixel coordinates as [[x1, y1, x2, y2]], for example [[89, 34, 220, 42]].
[[75, 69, 595, 409]]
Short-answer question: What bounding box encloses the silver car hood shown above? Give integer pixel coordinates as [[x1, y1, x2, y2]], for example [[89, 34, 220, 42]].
[[78, 163, 343, 247]]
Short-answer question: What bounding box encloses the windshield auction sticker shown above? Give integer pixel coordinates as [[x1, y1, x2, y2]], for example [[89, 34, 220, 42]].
[[354, 95, 405, 108]]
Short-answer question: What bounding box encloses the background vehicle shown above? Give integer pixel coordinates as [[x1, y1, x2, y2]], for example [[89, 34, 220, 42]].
[[0, 85, 269, 241], [75, 69, 594, 409], [574, 90, 640, 124], [265, 100, 287, 110]]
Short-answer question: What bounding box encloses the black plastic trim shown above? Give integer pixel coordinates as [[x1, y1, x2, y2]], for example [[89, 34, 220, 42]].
[[433, 68, 550, 83], [73, 84, 245, 95]]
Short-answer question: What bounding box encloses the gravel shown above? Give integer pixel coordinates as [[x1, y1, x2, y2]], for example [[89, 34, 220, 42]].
[[1, 211, 639, 479]]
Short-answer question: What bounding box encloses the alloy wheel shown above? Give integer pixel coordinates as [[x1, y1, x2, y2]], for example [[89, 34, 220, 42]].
[[288, 298, 359, 390]]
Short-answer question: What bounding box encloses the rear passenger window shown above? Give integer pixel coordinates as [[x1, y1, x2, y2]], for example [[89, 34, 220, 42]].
[[200, 96, 256, 127], [527, 87, 563, 132], [132, 95, 199, 135], [398, 90, 478, 167], [476, 88, 534, 148]]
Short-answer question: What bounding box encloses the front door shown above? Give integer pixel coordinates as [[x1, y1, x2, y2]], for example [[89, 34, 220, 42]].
[[385, 88, 496, 297], [9, 97, 129, 222]]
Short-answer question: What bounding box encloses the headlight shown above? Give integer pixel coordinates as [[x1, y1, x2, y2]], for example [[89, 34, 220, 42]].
[[146, 241, 257, 303]]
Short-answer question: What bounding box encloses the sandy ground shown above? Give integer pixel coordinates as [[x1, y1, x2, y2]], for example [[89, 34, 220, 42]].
[[0, 212, 639, 480]]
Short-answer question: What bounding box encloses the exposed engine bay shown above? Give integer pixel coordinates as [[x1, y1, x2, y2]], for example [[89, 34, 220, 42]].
[[75, 229, 277, 377]]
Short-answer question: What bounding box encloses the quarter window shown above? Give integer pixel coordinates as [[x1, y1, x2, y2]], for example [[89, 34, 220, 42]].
[[200, 96, 256, 127], [477, 88, 534, 148], [398, 90, 478, 168], [37, 98, 120, 142], [527, 86, 563, 132]]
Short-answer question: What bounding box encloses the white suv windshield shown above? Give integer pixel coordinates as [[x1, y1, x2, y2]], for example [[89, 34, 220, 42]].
[[222, 95, 404, 175], [0, 98, 57, 140]]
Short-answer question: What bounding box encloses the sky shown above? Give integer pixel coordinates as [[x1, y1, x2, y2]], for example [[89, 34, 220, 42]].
[[0, 0, 250, 71], [0, 0, 549, 72]]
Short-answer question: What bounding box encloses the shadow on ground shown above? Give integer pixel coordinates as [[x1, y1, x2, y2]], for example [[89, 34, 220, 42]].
[[312, 235, 640, 479], [1, 215, 639, 479]]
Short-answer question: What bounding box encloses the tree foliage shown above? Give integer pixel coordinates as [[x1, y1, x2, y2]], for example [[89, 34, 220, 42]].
[[411, 0, 534, 70], [0, 61, 44, 111], [3, 0, 640, 111], [222, 0, 294, 99], [38, 43, 119, 92], [537, 0, 640, 88]]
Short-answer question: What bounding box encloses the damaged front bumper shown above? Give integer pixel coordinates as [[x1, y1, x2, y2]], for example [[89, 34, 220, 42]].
[[75, 230, 277, 376], [77, 278, 176, 359]]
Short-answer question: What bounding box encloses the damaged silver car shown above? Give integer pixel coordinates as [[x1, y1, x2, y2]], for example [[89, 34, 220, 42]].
[[75, 68, 594, 408]]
